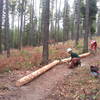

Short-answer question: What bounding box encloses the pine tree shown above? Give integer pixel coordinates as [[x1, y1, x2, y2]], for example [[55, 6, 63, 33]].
[[0, 0, 3, 53], [63, 0, 70, 43], [75, 0, 81, 46], [83, 0, 89, 52], [42, 0, 50, 64], [5, 0, 10, 57]]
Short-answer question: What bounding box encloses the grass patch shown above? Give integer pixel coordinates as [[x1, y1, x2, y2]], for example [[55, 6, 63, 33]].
[[20, 50, 30, 56]]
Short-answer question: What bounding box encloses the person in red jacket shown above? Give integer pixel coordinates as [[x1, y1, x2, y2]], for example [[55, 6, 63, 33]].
[[89, 40, 97, 54]]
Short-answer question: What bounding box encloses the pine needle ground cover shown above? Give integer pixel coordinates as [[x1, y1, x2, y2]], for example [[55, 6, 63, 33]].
[[0, 37, 100, 72], [46, 65, 100, 100]]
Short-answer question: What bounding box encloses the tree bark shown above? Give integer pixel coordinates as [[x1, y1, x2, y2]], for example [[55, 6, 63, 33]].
[[5, 0, 10, 57], [19, 0, 24, 50], [63, 0, 70, 43], [75, 0, 81, 46], [0, 0, 3, 53], [29, 0, 34, 46], [71, 14, 75, 40], [42, 0, 50, 64], [97, 11, 100, 35], [50, 0, 54, 41], [83, 0, 89, 53], [54, 0, 58, 43]]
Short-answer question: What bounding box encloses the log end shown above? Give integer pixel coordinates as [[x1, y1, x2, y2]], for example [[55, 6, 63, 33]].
[[16, 81, 21, 87]]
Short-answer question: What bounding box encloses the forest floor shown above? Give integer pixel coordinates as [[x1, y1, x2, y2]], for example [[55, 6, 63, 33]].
[[0, 37, 100, 100], [0, 50, 100, 100]]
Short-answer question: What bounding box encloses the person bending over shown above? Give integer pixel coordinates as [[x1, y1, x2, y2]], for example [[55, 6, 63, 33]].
[[89, 40, 97, 54], [67, 48, 81, 69]]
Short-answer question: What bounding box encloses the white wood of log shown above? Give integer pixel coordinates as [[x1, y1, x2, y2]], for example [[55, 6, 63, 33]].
[[16, 60, 60, 87]]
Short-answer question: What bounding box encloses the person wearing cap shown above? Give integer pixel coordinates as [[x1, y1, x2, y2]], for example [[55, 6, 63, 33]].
[[67, 48, 81, 68]]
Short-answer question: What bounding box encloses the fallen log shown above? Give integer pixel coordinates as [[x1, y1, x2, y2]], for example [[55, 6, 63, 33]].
[[16, 60, 60, 87], [16, 52, 91, 87], [79, 52, 91, 58]]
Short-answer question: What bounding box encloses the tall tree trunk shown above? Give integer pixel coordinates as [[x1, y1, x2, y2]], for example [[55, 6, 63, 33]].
[[57, 0, 61, 42], [19, 0, 24, 50], [97, 10, 100, 35], [5, 0, 10, 57], [71, 0, 76, 41], [0, 0, 3, 53], [75, 0, 81, 46], [83, 0, 89, 53], [19, 14, 23, 50], [10, 1, 16, 48], [23, 1, 27, 46], [50, 0, 54, 41], [29, 0, 34, 46], [89, 19, 92, 39], [42, 0, 50, 64], [71, 14, 75, 40], [54, 0, 57, 43], [38, 0, 42, 45], [11, 11, 15, 48], [23, 14, 26, 36], [63, 0, 69, 43], [17, 0, 20, 49]]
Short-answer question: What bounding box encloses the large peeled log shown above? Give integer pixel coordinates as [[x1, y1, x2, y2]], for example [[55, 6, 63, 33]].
[[16, 52, 91, 87], [79, 52, 91, 58], [16, 60, 60, 87]]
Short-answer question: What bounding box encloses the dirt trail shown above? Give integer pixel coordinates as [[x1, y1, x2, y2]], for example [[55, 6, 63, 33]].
[[19, 64, 72, 100], [0, 53, 100, 100]]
